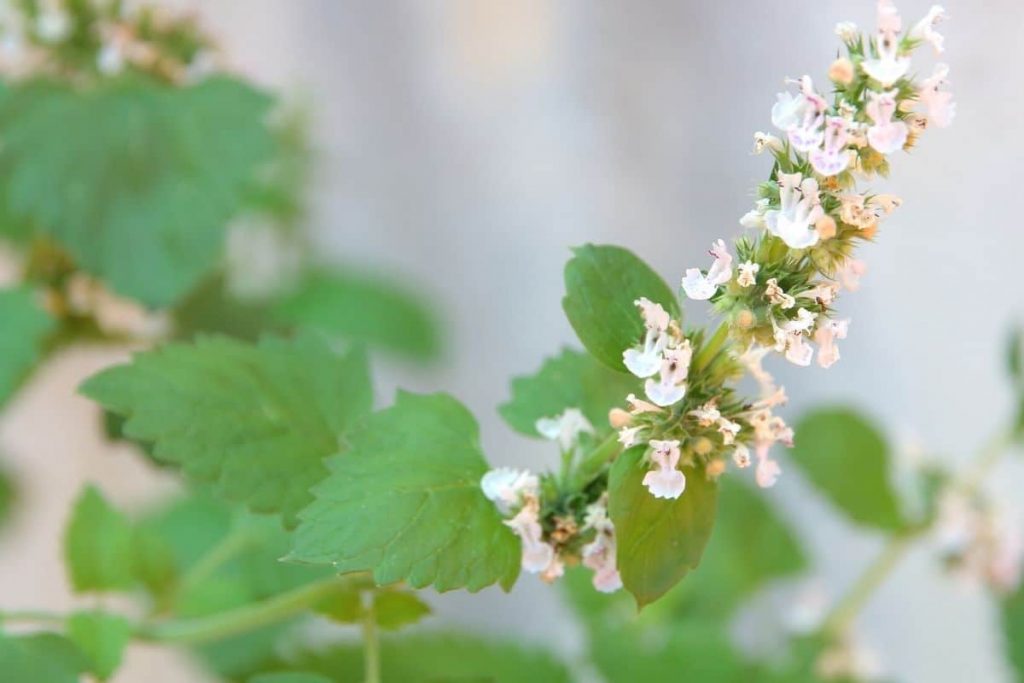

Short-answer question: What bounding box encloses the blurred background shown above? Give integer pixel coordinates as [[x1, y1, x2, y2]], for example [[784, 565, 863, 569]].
[[1, 1, 1022, 681]]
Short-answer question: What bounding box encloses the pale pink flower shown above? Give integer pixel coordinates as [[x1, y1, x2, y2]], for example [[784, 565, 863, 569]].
[[862, 1, 910, 87], [810, 117, 851, 177], [682, 239, 733, 300], [764, 278, 796, 309], [919, 63, 956, 128], [626, 393, 663, 415], [623, 298, 671, 378], [733, 444, 752, 468], [535, 408, 594, 450], [718, 418, 741, 445], [755, 446, 782, 488], [618, 425, 643, 448], [737, 260, 760, 287], [481, 467, 539, 515], [765, 173, 824, 249], [505, 502, 557, 573], [643, 440, 687, 499], [866, 90, 909, 154], [582, 500, 622, 593], [836, 258, 867, 291], [644, 342, 692, 407], [910, 5, 947, 54], [689, 402, 721, 427], [814, 319, 851, 369]]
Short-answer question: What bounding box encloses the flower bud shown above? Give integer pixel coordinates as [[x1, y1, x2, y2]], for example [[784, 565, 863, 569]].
[[828, 57, 855, 85], [706, 459, 727, 479], [735, 309, 756, 329], [608, 408, 632, 429], [692, 436, 713, 456], [815, 214, 838, 240]]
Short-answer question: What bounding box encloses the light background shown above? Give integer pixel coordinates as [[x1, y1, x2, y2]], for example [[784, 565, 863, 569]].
[[1, 1, 1022, 681]]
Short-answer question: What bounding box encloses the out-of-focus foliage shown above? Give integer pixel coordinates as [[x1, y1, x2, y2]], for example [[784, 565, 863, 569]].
[[66, 611, 132, 681], [64, 485, 138, 592], [499, 347, 639, 438], [0, 632, 88, 683], [789, 408, 907, 531], [0, 78, 275, 307], [81, 335, 372, 527], [0, 285, 55, 406], [562, 244, 681, 372], [291, 392, 522, 593]]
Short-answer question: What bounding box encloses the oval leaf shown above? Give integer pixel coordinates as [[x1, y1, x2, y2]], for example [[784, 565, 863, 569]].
[[609, 447, 718, 608], [562, 244, 680, 372]]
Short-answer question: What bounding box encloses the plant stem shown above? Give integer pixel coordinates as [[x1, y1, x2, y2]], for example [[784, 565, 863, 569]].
[[572, 431, 622, 489], [175, 528, 254, 600], [362, 591, 381, 683], [136, 574, 354, 645], [0, 610, 66, 627], [820, 425, 1016, 638]]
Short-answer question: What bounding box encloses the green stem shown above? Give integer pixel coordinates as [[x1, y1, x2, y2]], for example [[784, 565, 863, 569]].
[[362, 591, 381, 683], [693, 321, 730, 374], [175, 528, 254, 600], [136, 574, 354, 645], [820, 426, 1016, 637], [0, 610, 66, 627], [572, 431, 622, 490]]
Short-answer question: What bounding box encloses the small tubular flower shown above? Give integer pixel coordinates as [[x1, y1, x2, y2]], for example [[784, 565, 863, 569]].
[[814, 319, 850, 369], [765, 173, 823, 249], [622, 297, 671, 377], [535, 407, 594, 450], [919, 63, 956, 128], [910, 5, 947, 54], [682, 239, 733, 300], [866, 90, 909, 154], [481, 467, 539, 515], [642, 440, 687, 499], [644, 342, 692, 407], [862, 0, 910, 87], [809, 117, 851, 177]]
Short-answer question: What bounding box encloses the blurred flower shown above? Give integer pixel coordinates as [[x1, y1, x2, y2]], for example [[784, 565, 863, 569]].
[[535, 408, 593, 451]]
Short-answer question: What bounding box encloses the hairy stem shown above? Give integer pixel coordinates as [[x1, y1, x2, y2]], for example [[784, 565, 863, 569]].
[[820, 426, 1016, 637], [362, 591, 381, 683], [572, 431, 622, 490]]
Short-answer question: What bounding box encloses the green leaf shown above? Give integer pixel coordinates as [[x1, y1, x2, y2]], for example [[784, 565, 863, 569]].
[[290, 391, 521, 592], [1008, 325, 1023, 389], [280, 632, 572, 683], [272, 269, 441, 361], [1001, 582, 1024, 680], [608, 447, 718, 608], [499, 347, 638, 437], [0, 285, 56, 406], [316, 583, 431, 631], [789, 408, 906, 531], [172, 275, 281, 343], [0, 633, 88, 683], [0, 77, 275, 306], [562, 244, 680, 372], [0, 464, 16, 530], [80, 334, 372, 526], [66, 611, 133, 680], [250, 674, 334, 683], [64, 485, 136, 592]]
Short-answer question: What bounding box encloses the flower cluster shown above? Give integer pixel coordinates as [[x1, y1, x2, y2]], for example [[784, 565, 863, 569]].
[[481, 0, 954, 592], [933, 489, 1024, 595], [0, 0, 218, 84]]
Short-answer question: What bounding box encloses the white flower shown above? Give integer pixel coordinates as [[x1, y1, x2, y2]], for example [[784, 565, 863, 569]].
[[504, 501, 558, 573], [644, 342, 692, 407], [36, 6, 70, 43], [862, 1, 910, 87], [718, 418, 741, 445], [535, 408, 594, 450], [733, 444, 752, 468], [755, 444, 782, 488], [764, 278, 796, 309], [740, 198, 770, 229], [919, 63, 956, 128], [910, 5, 947, 54], [783, 308, 818, 334], [581, 500, 622, 593], [682, 239, 733, 300], [835, 21, 859, 43], [753, 131, 784, 155], [801, 282, 839, 305], [622, 298, 671, 378], [689, 402, 721, 427], [642, 440, 686, 499], [773, 77, 827, 153], [618, 425, 643, 448], [755, 386, 789, 409], [481, 467, 538, 515], [814, 319, 851, 369], [810, 117, 851, 177], [773, 324, 814, 367], [738, 344, 775, 395], [765, 173, 823, 249], [737, 261, 760, 287], [97, 41, 125, 75], [866, 90, 909, 154], [836, 258, 867, 291]]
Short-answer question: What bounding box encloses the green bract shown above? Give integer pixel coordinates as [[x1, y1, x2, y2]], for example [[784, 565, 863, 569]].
[[563, 244, 681, 372], [66, 611, 133, 681], [0, 77, 275, 307], [290, 391, 520, 592], [608, 446, 719, 607], [80, 334, 372, 526]]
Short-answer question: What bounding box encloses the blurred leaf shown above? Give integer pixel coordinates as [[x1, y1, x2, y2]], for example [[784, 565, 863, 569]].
[[172, 275, 281, 342], [562, 244, 680, 373], [0, 465, 15, 530], [316, 584, 431, 631], [673, 476, 806, 620], [1008, 325, 1023, 389], [272, 269, 441, 361], [64, 485, 136, 592], [66, 611, 132, 680], [499, 347, 639, 438], [608, 447, 718, 608], [291, 392, 520, 593], [789, 408, 906, 531], [0, 77, 275, 307], [0, 285, 56, 407], [1001, 581, 1024, 680], [81, 334, 372, 526], [0, 632, 88, 683], [250, 674, 334, 683], [282, 632, 572, 683]]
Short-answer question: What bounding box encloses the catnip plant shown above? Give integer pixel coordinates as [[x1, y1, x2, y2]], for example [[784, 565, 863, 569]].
[[1, 2, 1022, 683]]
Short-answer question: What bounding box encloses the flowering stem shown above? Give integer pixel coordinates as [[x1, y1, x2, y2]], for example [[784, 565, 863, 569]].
[[170, 527, 254, 608], [692, 321, 730, 374], [820, 426, 1017, 638], [136, 574, 357, 645], [572, 431, 623, 490], [0, 609, 67, 627]]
